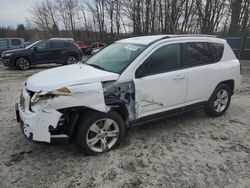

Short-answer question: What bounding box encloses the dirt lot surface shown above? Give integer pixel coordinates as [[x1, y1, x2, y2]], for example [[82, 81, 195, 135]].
[[0, 62, 249, 188]]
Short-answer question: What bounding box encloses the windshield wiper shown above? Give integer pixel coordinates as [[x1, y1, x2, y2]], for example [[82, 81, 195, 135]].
[[86, 63, 106, 71]]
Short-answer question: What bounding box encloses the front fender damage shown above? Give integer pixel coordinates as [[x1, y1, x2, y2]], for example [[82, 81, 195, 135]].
[[33, 82, 108, 112], [24, 82, 109, 143]]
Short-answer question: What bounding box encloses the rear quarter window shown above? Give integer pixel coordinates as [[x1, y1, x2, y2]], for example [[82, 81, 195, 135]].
[[208, 43, 224, 62], [182, 42, 224, 67], [53, 42, 70, 48]]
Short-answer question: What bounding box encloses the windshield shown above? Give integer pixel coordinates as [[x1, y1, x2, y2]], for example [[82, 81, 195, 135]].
[[86, 42, 146, 73], [25, 40, 41, 49]]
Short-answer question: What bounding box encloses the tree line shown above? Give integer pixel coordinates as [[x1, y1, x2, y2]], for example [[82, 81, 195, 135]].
[[1, 0, 250, 42]]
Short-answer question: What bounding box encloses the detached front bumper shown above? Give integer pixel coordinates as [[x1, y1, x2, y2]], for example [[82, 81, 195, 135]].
[[16, 89, 63, 143]]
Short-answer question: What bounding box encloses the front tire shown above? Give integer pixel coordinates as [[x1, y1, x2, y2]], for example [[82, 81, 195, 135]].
[[76, 111, 126, 155], [16, 57, 30, 70], [206, 84, 231, 117]]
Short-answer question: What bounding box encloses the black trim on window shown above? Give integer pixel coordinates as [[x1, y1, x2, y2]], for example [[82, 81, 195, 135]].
[[135, 43, 182, 78], [181, 42, 224, 68], [134, 41, 225, 78]]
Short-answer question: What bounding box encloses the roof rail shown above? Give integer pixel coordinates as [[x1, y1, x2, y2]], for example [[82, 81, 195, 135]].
[[148, 36, 171, 46], [170, 34, 217, 38], [148, 34, 217, 46]]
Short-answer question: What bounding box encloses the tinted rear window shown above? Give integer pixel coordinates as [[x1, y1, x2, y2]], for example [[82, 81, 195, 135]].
[[182, 42, 224, 67], [209, 43, 224, 62], [53, 42, 70, 48], [182, 42, 206, 66]]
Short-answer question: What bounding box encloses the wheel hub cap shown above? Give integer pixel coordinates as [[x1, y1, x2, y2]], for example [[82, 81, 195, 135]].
[[214, 89, 229, 113], [86, 118, 119, 153]]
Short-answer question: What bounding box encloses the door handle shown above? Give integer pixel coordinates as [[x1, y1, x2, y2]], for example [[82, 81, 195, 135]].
[[173, 75, 185, 80]]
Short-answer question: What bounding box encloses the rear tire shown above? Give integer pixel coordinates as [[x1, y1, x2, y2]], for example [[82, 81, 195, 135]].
[[206, 84, 231, 117], [16, 57, 30, 70], [76, 111, 126, 155], [65, 55, 77, 65]]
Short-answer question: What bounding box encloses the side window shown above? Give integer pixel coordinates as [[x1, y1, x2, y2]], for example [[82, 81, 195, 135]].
[[35, 41, 51, 50], [11, 39, 21, 46], [0, 39, 9, 49], [182, 42, 206, 66], [182, 42, 224, 67], [52, 42, 68, 48], [209, 43, 224, 62], [136, 44, 181, 76]]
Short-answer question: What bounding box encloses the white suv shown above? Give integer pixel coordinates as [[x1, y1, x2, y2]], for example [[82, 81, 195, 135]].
[[16, 35, 240, 155]]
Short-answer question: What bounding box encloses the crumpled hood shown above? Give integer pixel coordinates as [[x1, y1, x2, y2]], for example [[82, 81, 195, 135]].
[[26, 64, 119, 92]]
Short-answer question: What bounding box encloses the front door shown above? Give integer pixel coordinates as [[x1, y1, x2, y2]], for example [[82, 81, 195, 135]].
[[134, 43, 188, 119]]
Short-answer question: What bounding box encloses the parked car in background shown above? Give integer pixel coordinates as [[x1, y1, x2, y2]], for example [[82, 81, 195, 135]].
[[16, 35, 240, 155], [85, 42, 106, 55], [92, 42, 106, 50], [0, 38, 24, 58], [91, 42, 107, 55], [75, 41, 92, 55], [91, 46, 106, 55], [2, 39, 82, 70]]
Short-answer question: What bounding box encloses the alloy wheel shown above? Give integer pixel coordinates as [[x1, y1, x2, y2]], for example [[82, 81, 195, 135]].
[[86, 118, 120, 153], [214, 89, 229, 113], [18, 58, 30, 70], [67, 56, 77, 64]]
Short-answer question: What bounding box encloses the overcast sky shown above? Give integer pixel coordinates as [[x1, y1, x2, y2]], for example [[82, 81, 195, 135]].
[[0, 0, 41, 27]]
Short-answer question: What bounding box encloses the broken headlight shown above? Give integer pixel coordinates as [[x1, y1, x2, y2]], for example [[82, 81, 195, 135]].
[[30, 87, 71, 107]]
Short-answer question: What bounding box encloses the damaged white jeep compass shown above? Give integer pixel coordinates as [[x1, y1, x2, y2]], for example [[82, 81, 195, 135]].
[[16, 35, 240, 155]]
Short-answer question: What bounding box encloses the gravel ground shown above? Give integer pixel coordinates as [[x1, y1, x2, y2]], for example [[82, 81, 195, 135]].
[[0, 62, 249, 188]]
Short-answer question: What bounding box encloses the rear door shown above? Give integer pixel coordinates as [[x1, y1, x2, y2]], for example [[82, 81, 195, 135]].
[[51, 41, 68, 63], [32, 41, 53, 64], [182, 42, 223, 105]]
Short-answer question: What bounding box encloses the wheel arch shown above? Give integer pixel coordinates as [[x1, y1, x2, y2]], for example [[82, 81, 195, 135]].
[[217, 80, 234, 94], [59, 103, 128, 141], [65, 53, 79, 61], [14, 56, 31, 66]]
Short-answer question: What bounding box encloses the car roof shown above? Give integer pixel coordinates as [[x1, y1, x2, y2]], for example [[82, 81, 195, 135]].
[[0, 38, 24, 40], [49, 38, 74, 41], [117, 34, 223, 45], [44, 39, 72, 43]]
